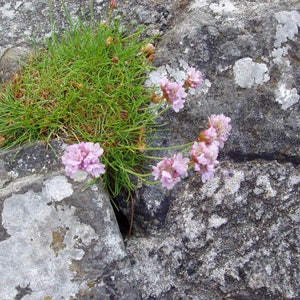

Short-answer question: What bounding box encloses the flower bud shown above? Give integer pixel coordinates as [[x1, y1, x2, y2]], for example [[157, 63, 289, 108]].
[[109, 0, 117, 9], [141, 43, 156, 56], [151, 94, 162, 103], [112, 56, 119, 63], [106, 36, 114, 46]]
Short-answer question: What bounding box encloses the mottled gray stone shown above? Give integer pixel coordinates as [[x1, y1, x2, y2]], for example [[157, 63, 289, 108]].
[[153, 0, 300, 161], [0, 141, 138, 300], [123, 1, 300, 299], [0, 43, 34, 82], [128, 0, 300, 231], [127, 160, 300, 300]]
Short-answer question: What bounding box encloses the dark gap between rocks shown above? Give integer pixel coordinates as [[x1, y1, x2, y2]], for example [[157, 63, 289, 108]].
[[227, 151, 300, 166], [111, 197, 131, 238]]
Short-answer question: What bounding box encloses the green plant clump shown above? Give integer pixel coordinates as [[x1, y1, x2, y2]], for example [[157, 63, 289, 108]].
[[0, 16, 161, 197]]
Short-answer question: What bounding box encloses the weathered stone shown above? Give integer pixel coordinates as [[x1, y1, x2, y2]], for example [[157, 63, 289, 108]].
[[152, 0, 300, 161], [122, 0, 300, 232], [122, 1, 300, 299], [0, 44, 34, 83], [127, 160, 300, 299], [0, 44, 34, 82], [0, 141, 138, 300]]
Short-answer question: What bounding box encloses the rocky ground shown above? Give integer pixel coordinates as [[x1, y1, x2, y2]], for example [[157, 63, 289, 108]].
[[0, 0, 299, 299]]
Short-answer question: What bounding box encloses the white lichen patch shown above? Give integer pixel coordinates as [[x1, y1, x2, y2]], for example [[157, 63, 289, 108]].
[[146, 64, 187, 90], [233, 57, 270, 88], [271, 45, 291, 65], [182, 208, 206, 240], [275, 83, 299, 110], [42, 175, 73, 201], [270, 11, 300, 110], [0, 176, 98, 300], [201, 79, 212, 95], [274, 11, 300, 48], [189, 0, 208, 11], [254, 175, 277, 198], [208, 214, 228, 228], [0, 3, 15, 19], [222, 170, 245, 195], [147, 67, 166, 85], [209, 0, 237, 14]]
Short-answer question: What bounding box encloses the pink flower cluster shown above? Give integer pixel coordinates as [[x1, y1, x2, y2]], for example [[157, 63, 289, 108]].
[[160, 66, 204, 113], [62, 142, 105, 179], [152, 114, 231, 188], [160, 78, 187, 112], [186, 67, 204, 88], [201, 114, 232, 148], [152, 153, 189, 190], [190, 142, 219, 183]]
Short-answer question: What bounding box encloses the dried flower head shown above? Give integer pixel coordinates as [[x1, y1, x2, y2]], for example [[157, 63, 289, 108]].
[[141, 43, 155, 55], [106, 36, 114, 46]]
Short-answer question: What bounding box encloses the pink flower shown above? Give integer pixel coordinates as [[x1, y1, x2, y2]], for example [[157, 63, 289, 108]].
[[160, 77, 187, 112], [201, 126, 218, 144], [186, 67, 204, 88], [208, 114, 232, 148], [152, 153, 190, 190], [190, 142, 219, 182], [62, 142, 105, 179]]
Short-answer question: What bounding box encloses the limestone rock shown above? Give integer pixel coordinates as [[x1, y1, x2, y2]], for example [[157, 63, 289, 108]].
[[127, 160, 300, 299], [153, 0, 300, 161], [0, 44, 34, 83], [0, 141, 138, 300], [121, 1, 300, 299]]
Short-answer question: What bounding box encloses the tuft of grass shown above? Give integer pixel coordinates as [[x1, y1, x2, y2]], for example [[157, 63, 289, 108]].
[[0, 15, 162, 198]]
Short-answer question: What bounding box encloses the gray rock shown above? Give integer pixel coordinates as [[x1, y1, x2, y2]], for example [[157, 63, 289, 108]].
[[122, 1, 300, 299], [153, 0, 300, 161], [124, 0, 300, 231], [126, 160, 300, 299], [0, 141, 138, 300], [0, 44, 34, 83]]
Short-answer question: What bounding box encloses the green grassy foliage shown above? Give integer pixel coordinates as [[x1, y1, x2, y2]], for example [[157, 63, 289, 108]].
[[0, 16, 161, 197]]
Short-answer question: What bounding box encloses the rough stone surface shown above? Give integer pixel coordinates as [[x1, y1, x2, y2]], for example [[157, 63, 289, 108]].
[[0, 141, 138, 300], [153, 0, 300, 161], [125, 1, 300, 299], [0, 0, 300, 299], [127, 160, 300, 299], [0, 44, 34, 83]]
